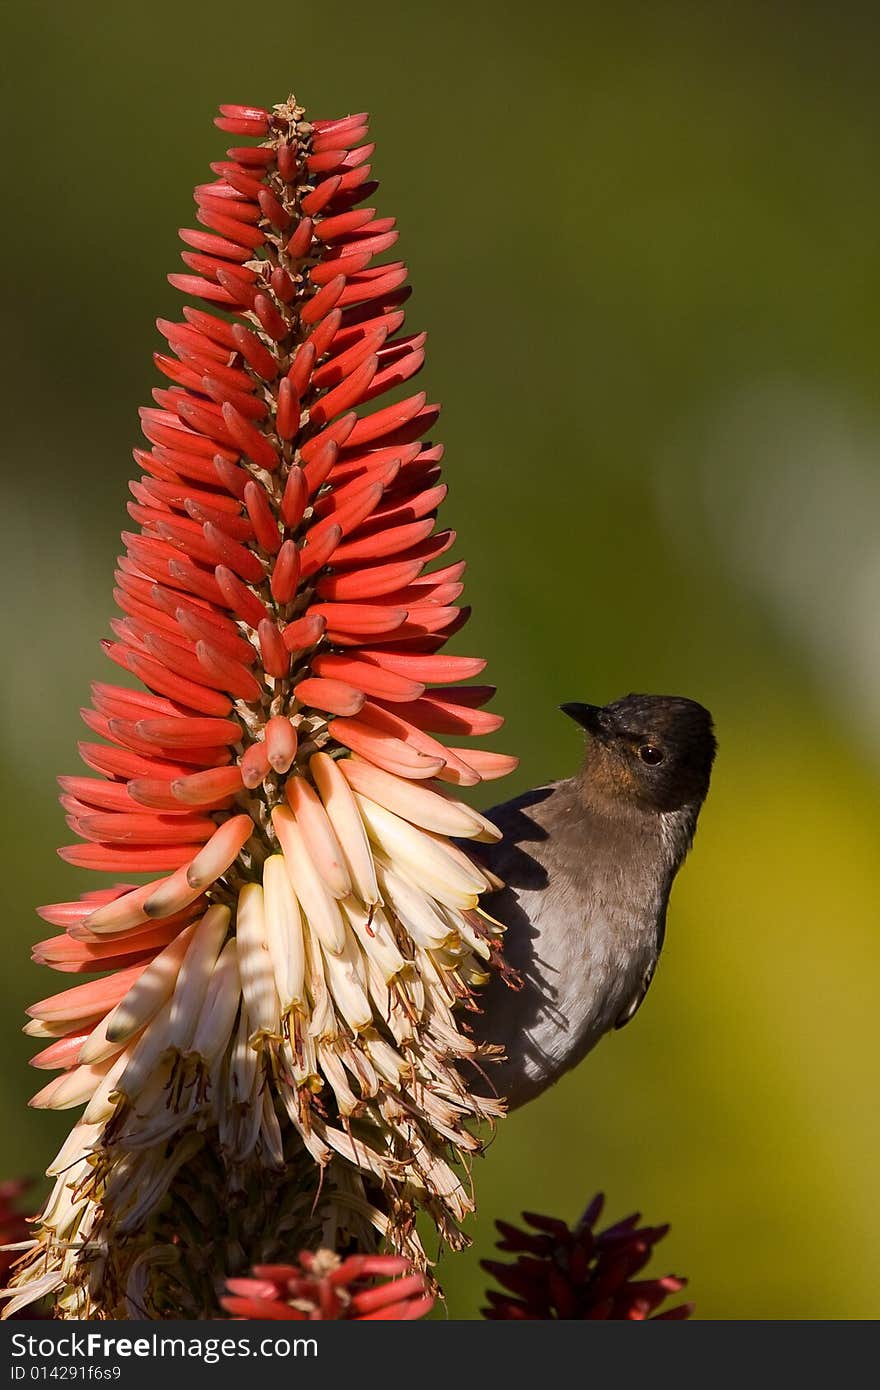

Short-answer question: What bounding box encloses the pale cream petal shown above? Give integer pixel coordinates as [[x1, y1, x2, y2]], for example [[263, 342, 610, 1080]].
[[354, 793, 482, 909], [236, 883, 280, 1038], [29, 1059, 113, 1111], [364, 1032, 408, 1085], [77, 1013, 130, 1066], [320, 927, 373, 1033], [115, 999, 175, 1102], [262, 853, 305, 1011], [191, 938, 241, 1066], [316, 1042, 361, 1114], [272, 805, 346, 953], [167, 904, 230, 1050], [341, 757, 486, 837], [105, 923, 197, 1045], [375, 856, 454, 950], [310, 751, 379, 904], [46, 1121, 102, 1178], [286, 773, 352, 898], [342, 897, 406, 981], [303, 925, 338, 1041], [82, 1046, 135, 1124]]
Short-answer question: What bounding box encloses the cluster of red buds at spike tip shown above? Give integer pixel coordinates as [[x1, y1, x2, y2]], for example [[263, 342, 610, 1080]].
[[9, 97, 518, 1320], [221, 1250, 434, 1321], [481, 1195, 693, 1321]]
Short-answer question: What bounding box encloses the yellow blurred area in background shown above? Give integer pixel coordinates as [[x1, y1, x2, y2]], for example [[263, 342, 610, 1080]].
[[1, 0, 877, 1319]]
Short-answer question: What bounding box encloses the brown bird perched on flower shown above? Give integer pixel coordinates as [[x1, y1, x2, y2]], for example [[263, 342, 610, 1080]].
[[471, 694, 716, 1109]]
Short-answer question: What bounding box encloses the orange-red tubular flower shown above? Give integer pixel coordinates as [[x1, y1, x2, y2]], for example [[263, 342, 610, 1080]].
[[222, 1251, 434, 1321], [10, 97, 517, 1320]]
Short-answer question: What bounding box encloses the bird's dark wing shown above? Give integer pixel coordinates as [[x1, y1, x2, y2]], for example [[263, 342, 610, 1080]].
[[473, 781, 571, 889], [613, 904, 667, 1030]]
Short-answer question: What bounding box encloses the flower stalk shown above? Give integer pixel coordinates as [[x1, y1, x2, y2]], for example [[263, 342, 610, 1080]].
[[9, 96, 516, 1319]]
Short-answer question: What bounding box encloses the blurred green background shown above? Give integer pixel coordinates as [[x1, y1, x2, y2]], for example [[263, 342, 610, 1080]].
[[2, 0, 879, 1320]]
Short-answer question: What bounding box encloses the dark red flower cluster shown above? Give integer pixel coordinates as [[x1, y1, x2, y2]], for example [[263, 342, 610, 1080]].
[[481, 1194, 693, 1320], [222, 1250, 433, 1321], [0, 1182, 45, 1319], [0, 1182, 31, 1285]]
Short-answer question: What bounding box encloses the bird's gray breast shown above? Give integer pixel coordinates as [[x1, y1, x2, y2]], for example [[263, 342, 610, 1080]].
[[469, 782, 673, 1108]]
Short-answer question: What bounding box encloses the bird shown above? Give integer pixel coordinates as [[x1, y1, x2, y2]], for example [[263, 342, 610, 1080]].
[[469, 694, 717, 1110]]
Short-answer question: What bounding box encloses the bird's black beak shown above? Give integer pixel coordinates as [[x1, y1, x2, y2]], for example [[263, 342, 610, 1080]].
[[560, 702, 605, 735]]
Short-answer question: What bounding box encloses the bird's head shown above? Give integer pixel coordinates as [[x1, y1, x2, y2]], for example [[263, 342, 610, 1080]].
[[561, 694, 717, 814]]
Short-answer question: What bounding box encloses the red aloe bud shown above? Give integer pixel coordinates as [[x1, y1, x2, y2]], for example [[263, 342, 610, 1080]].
[[221, 1249, 434, 1322]]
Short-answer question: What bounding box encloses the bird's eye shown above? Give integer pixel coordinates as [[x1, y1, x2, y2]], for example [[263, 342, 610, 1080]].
[[638, 745, 665, 766]]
